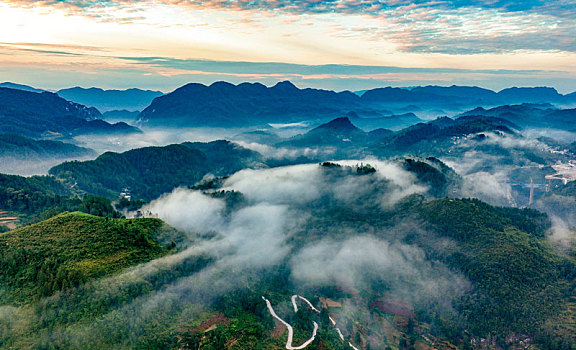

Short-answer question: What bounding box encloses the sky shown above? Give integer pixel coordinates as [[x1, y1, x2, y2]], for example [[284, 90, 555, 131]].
[[0, 0, 575, 93]]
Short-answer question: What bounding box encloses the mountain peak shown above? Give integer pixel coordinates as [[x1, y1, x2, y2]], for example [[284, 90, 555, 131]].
[[316, 117, 359, 132], [271, 80, 298, 92], [210, 81, 235, 89]]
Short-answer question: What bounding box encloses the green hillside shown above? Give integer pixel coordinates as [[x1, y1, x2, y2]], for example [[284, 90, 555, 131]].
[[1, 163, 574, 349], [0, 173, 121, 228], [416, 198, 567, 336], [50, 144, 210, 199], [49, 140, 262, 200], [0, 212, 179, 304], [0, 134, 95, 158]]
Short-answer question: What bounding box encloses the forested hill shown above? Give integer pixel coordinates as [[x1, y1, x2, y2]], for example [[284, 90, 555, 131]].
[[0, 212, 180, 304], [1, 179, 574, 348], [49, 140, 263, 200], [0, 134, 96, 158], [0, 172, 125, 229]]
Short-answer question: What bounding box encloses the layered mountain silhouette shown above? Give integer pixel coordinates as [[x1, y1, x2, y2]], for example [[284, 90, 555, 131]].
[[0, 82, 45, 93], [369, 114, 519, 156], [346, 111, 422, 130], [58, 87, 163, 112], [138, 81, 360, 127], [0, 87, 140, 138], [459, 103, 576, 129], [280, 117, 385, 148], [362, 85, 573, 106], [137, 81, 576, 129]]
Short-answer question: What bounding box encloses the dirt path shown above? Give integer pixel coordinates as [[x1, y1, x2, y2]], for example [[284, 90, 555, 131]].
[[0, 210, 18, 230], [188, 313, 230, 334]]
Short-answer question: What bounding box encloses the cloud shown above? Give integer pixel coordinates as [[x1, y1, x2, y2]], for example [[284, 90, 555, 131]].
[[146, 188, 226, 234], [119, 56, 551, 76], [548, 216, 576, 248], [220, 160, 428, 208], [222, 164, 324, 205], [234, 141, 337, 161], [7, 0, 576, 54], [290, 235, 470, 305]]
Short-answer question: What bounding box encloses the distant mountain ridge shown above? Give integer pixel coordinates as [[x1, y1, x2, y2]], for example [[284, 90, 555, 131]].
[[369, 114, 519, 156], [362, 85, 573, 106], [138, 81, 576, 129], [0, 82, 45, 93], [58, 87, 163, 112], [459, 103, 576, 129], [138, 81, 360, 127], [0, 87, 141, 138], [279, 117, 386, 149]]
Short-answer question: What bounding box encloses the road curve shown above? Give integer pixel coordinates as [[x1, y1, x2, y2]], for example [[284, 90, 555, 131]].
[[264, 295, 360, 350], [262, 296, 318, 350]]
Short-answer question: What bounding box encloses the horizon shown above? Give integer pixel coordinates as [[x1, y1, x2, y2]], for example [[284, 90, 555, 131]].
[[3, 79, 576, 96], [1, 1, 575, 93]]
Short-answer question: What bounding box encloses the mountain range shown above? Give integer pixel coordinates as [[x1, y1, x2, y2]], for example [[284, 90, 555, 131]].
[[1, 78, 575, 349], [47, 113, 543, 201], [58, 87, 163, 112], [137, 81, 576, 129], [460, 103, 576, 129], [4, 80, 576, 131], [0, 87, 141, 138], [0, 82, 45, 93], [138, 81, 361, 127]]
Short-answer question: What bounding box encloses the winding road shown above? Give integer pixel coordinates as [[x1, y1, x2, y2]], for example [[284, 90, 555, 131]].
[[262, 296, 318, 350], [263, 295, 359, 350]]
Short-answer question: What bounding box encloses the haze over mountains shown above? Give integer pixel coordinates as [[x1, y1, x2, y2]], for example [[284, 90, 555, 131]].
[[137, 81, 576, 129], [57, 87, 163, 112], [1, 79, 576, 349], [0, 87, 140, 139], [3, 80, 576, 132]]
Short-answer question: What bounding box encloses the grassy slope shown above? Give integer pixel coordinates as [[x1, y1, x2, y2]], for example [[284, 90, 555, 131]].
[[0, 212, 177, 304]]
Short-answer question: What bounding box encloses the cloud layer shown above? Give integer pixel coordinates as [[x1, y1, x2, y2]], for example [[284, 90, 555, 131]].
[[6, 0, 576, 54], [2, 0, 576, 92]]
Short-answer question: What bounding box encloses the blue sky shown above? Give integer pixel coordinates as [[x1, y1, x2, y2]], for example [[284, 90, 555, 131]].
[[1, 0, 575, 92]]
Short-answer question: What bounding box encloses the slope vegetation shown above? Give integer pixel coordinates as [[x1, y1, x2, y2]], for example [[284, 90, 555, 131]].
[[49, 140, 263, 200], [0, 212, 178, 304]]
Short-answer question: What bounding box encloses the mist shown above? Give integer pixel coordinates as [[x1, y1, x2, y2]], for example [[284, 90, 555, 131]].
[[0, 155, 97, 176], [548, 216, 576, 249], [290, 236, 470, 307], [234, 141, 337, 162], [72, 127, 240, 154], [1, 159, 474, 347], [4, 148, 566, 347]]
